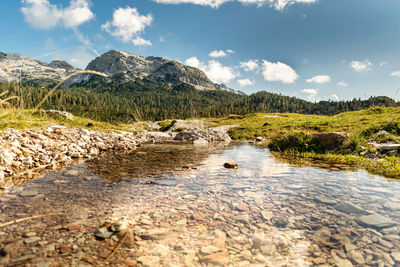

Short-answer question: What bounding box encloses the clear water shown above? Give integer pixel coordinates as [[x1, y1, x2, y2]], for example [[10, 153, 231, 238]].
[[0, 144, 399, 266]]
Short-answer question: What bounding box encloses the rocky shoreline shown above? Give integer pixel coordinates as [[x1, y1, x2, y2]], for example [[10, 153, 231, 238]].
[[0, 124, 232, 188]]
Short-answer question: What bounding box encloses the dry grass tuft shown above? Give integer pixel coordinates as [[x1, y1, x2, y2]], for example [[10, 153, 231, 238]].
[[34, 70, 109, 111]]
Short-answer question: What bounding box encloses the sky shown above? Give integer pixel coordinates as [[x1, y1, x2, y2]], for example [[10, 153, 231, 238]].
[[0, 0, 400, 101]]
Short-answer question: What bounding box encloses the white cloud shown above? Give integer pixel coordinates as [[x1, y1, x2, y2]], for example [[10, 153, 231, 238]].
[[390, 71, 400, 78], [209, 50, 227, 58], [332, 94, 340, 101], [185, 57, 237, 83], [21, 0, 94, 30], [153, 0, 317, 11], [306, 75, 331, 84], [209, 49, 234, 58], [62, 0, 94, 28], [336, 80, 348, 87], [349, 60, 372, 72], [240, 60, 259, 72], [21, 0, 62, 29], [185, 57, 204, 69], [132, 36, 152, 46], [102, 7, 153, 46], [380, 61, 387, 67], [262, 60, 299, 84], [301, 88, 318, 101], [205, 60, 237, 83], [237, 79, 255, 87]]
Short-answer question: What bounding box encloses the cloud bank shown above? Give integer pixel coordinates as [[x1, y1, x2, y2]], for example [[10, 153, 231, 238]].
[[102, 7, 153, 46], [262, 60, 299, 84], [185, 57, 237, 83], [306, 75, 331, 84], [153, 0, 317, 11], [21, 0, 94, 30]]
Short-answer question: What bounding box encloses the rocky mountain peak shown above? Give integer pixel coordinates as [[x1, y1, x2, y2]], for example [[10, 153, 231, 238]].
[[84, 50, 216, 90], [0, 52, 78, 86]]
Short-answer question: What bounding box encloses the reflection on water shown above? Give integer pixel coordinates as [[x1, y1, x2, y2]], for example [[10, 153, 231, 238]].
[[0, 144, 400, 266]]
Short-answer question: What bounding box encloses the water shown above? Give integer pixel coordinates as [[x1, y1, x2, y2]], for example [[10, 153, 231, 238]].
[[0, 144, 400, 266]]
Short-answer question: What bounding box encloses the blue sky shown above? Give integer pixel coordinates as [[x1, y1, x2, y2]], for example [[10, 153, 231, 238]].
[[1, 0, 400, 101]]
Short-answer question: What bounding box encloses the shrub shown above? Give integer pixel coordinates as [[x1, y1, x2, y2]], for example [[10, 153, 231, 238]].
[[268, 131, 321, 152]]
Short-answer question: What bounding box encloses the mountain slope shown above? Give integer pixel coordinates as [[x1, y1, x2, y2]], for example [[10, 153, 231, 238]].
[[0, 52, 78, 86], [66, 50, 221, 90]]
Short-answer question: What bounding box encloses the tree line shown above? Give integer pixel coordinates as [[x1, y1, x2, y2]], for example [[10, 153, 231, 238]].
[[0, 80, 397, 123]]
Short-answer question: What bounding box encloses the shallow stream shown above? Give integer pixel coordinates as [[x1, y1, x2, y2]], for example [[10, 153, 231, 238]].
[[1, 144, 400, 266]]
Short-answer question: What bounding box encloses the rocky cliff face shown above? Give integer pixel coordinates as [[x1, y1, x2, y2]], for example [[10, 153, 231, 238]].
[[0, 52, 78, 86], [0, 50, 236, 92], [78, 50, 217, 90]]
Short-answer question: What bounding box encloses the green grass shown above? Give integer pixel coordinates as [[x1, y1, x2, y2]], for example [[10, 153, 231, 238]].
[[0, 109, 135, 132], [210, 106, 400, 141], [277, 150, 400, 179]]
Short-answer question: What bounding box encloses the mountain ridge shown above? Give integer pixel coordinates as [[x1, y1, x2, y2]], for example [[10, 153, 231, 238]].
[[0, 50, 238, 93]]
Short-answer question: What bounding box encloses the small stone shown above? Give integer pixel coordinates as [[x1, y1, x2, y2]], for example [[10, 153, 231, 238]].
[[23, 237, 40, 244], [347, 250, 365, 265], [384, 202, 400, 211], [19, 190, 38, 197], [200, 245, 220, 255], [382, 227, 400, 235], [236, 204, 249, 212], [124, 259, 137, 267], [94, 227, 113, 239], [67, 225, 81, 231], [200, 251, 230, 266], [22, 232, 36, 238], [59, 244, 71, 254], [314, 196, 336, 205], [260, 244, 276, 256], [80, 256, 96, 264], [391, 252, 400, 262], [63, 170, 79, 177], [137, 256, 160, 267], [223, 161, 238, 169], [358, 214, 397, 229], [378, 237, 393, 248], [192, 212, 206, 221], [312, 257, 326, 264], [236, 214, 250, 224]]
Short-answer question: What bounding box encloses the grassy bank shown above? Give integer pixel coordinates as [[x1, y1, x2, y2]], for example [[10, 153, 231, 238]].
[[210, 106, 400, 178], [1, 106, 400, 179], [212, 106, 400, 140], [0, 109, 134, 132]]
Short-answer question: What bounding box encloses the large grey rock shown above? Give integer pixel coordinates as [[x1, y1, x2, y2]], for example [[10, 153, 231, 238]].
[[167, 119, 215, 132], [357, 214, 397, 229], [373, 143, 400, 151], [174, 127, 231, 143]]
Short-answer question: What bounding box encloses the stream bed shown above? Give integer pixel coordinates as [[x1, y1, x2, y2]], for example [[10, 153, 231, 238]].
[[0, 143, 400, 266]]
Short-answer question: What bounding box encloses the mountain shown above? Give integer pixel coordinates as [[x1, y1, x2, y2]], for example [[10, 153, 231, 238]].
[[0, 52, 78, 86], [65, 50, 235, 91], [0, 50, 237, 93]]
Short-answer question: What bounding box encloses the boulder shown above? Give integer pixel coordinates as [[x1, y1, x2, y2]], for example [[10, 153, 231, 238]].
[[357, 214, 397, 229], [174, 127, 231, 144], [312, 132, 350, 150], [167, 119, 215, 132]]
